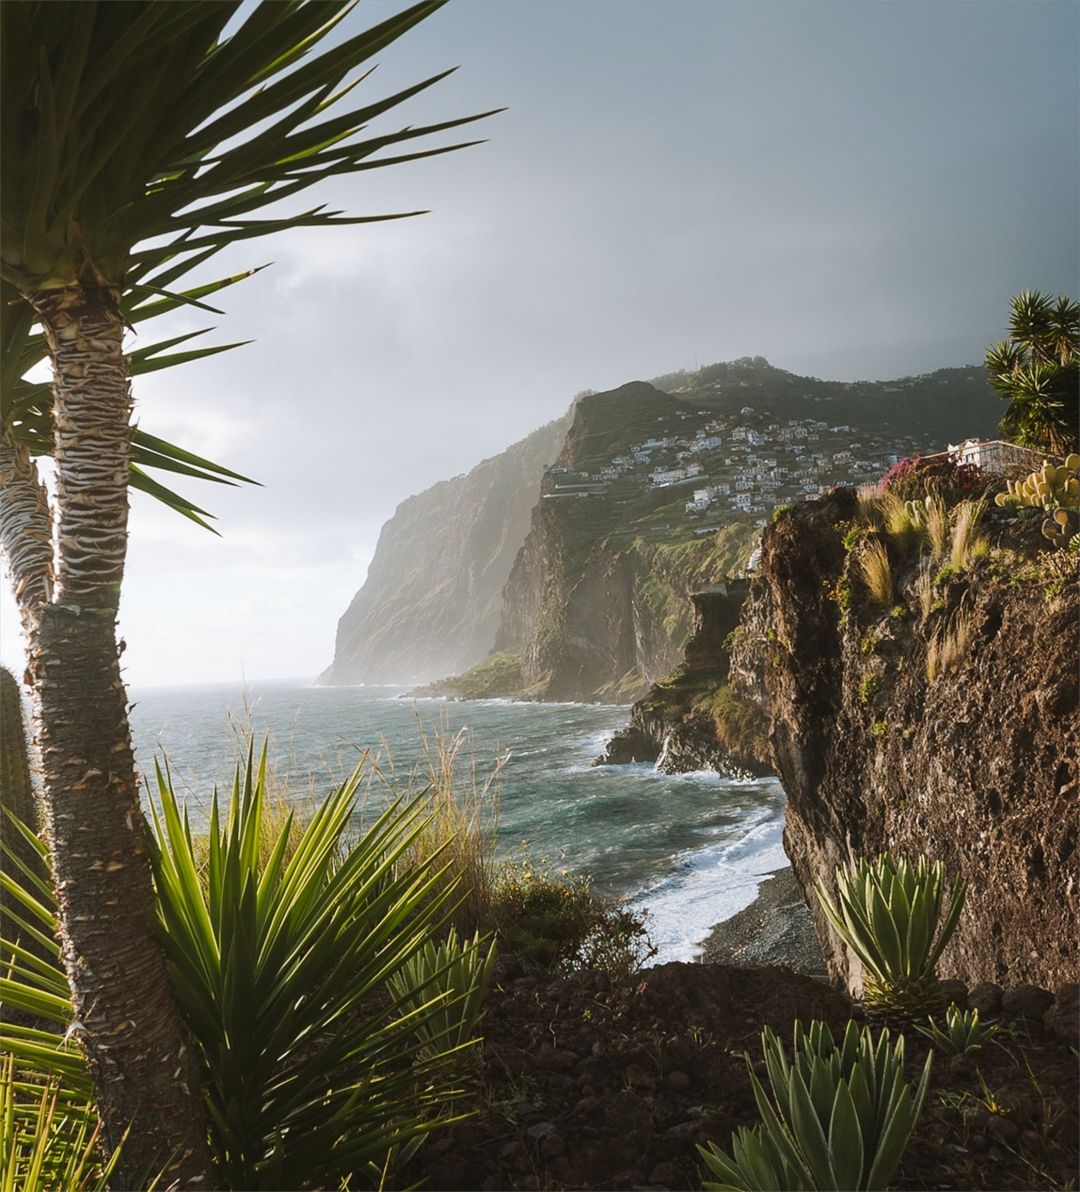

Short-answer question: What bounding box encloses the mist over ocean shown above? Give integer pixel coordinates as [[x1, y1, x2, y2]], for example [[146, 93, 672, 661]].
[[128, 681, 787, 964]]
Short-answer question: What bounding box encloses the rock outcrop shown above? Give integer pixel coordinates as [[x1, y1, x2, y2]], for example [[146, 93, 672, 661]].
[[596, 582, 774, 776], [739, 491, 1078, 994]]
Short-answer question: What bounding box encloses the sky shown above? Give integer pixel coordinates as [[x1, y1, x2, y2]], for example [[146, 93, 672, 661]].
[[2, 0, 1078, 687]]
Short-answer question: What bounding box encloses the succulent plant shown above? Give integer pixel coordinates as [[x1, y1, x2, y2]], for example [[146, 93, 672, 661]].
[[995, 454, 1080, 533], [698, 1020, 933, 1192], [915, 1004, 999, 1057], [1042, 506, 1080, 548], [817, 853, 966, 1022]]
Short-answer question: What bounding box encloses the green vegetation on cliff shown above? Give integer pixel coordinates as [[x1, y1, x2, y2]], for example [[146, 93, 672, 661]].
[[415, 651, 524, 700]]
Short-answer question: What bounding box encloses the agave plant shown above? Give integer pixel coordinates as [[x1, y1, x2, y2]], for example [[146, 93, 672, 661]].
[[387, 927, 496, 1062], [146, 746, 487, 1191], [698, 1020, 933, 1192], [817, 853, 966, 1020], [916, 1004, 998, 1057]]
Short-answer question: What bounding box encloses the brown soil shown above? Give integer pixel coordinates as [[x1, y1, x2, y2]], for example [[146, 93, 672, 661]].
[[417, 961, 1079, 1192]]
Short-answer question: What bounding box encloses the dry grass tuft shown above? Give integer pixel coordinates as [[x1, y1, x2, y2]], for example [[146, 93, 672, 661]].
[[858, 539, 894, 605], [949, 499, 988, 571], [914, 566, 935, 619], [876, 490, 920, 554], [926, 606, 976, 681], [925, 495, 950, 560], [856, 485, 885, 529], [365, 717, 505, 938]]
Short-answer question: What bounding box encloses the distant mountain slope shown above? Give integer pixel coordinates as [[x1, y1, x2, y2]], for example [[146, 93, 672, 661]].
[[491, 361, 1002, 701], [323, 357, 1003, 697], [318, 411, 572, 686]]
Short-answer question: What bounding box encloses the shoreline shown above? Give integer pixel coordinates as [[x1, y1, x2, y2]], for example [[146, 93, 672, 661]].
[[696, 866, 825, 978]]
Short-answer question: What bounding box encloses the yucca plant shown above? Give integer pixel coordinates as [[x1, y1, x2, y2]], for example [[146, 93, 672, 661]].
[[146, 746, 487, 1191], [817, 853, 967, 1020], [916, 1004, 998, 1057], [1, 5, 495, 1180], [387, 927, 496, 1062], [0, 1056, 126, 1192], [0, 817, 109, 1189], [698, 1020, 933, 1192], [986, 291, 1079, 455]]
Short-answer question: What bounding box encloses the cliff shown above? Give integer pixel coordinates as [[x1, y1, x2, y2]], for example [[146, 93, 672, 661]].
[[319, 413, 571, 686], [326, 357, 1001, 698], [595, 582, 773, 776], [741, 491, 1078, 993]]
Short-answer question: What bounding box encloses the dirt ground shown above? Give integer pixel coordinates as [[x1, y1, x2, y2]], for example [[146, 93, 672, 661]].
[[417, 961, 1079, 1192]]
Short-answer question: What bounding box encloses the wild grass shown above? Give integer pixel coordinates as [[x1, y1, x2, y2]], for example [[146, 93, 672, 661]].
[[366, 715, 653, 976], [856, 485, 885, 528], [372, 719, 505, 939], [949, 499, 989, 571], [858, 539, 894, 606], [914, 566, 935, 619], [876, 490, 920, 555], [925, 495, 951, 560], [926, 607, 976, 681]]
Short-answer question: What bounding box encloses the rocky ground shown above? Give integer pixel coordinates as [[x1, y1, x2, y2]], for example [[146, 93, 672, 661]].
[[416, 962, 1079, 1191], [696, 867, 825, 979]]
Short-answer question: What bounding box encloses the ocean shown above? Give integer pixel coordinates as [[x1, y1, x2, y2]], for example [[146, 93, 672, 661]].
[[127, 680, 788, 965]]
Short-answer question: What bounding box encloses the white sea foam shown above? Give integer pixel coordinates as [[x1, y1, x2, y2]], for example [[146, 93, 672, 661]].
[[634, 800, 788, 965]]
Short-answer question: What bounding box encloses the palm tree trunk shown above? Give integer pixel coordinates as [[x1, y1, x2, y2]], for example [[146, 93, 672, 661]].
[[23, 285, 216, 1189]]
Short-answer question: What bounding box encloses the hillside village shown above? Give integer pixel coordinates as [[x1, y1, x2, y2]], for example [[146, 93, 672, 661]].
[[542, 403, 922, 533]]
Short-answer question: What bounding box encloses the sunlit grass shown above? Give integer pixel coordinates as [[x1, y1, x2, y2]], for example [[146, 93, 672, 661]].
[[858, 539, 894, 606]]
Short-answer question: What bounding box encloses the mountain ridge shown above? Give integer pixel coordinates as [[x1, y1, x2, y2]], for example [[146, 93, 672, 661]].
[[321, 357, 1002, 693]]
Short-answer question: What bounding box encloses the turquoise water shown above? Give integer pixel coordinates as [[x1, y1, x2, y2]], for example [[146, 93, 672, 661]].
[[127, 681, 787, 964]]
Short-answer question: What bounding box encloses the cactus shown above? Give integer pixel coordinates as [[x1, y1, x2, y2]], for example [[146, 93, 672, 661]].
[[904, 496, 931, 529], [1042, 506, 1080, 548], [1, 665, 35, 827], [995, 454, 1080, 551], [1, 665, 47, 961]]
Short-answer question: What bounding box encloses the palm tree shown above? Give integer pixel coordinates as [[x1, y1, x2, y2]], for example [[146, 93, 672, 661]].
[[985, 290, 1079, 455], [0, 2, 494, 1184]]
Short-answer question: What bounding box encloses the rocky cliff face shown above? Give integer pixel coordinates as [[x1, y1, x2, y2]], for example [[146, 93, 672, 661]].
[[740, 492, 1078, 994], [495, 383, 760, 701], [320, 413, 571, 686], [324, 357, 1000, 696], [596, 583, 774, 776]]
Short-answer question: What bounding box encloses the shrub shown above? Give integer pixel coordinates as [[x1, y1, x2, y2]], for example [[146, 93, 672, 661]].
[[694, 683, 771, 764], [817, 853, 966, 1021], [489, 857, 654, 978], [698, 1019, 933, 1191], [916, 1004, 999, 1057], [881, 455, 988, 503]]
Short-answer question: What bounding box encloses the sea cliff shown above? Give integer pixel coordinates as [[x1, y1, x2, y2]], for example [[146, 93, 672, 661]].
[[744, 491, 1078, 993], [611, 486, 1078, 994], [319, 413, 571, 686]]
